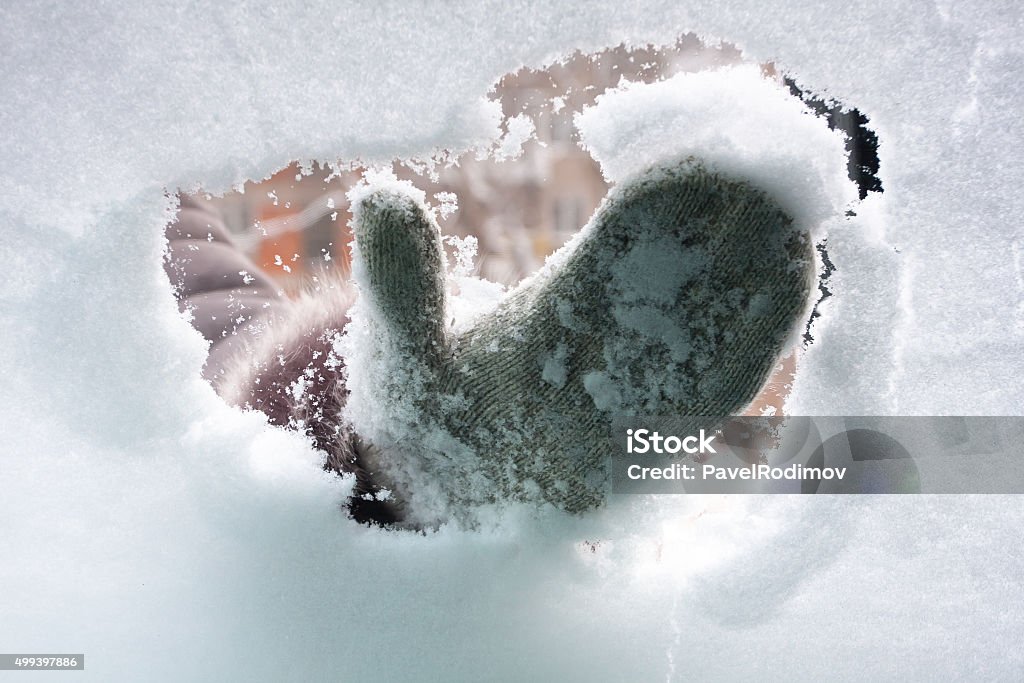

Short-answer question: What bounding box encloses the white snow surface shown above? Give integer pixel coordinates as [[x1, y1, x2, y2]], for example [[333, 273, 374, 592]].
[[1, 2, 1023, 681], [576, 65, 856, 238]]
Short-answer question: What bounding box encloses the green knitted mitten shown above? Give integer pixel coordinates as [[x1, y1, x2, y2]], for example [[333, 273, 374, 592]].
[[346, 159, 813, 522]]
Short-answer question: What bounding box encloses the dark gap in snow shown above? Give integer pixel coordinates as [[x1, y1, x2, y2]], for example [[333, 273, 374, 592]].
[[804, 239, 836, 345], [784, 77, 883, 200]]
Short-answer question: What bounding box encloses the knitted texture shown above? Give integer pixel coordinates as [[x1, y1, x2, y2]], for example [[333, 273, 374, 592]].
[[348, 159, 814, 522]]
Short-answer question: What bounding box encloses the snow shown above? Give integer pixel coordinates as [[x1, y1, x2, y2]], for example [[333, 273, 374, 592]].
[[541, 342, 569, 388], [1, 2, 1023, 681], [433, 191, 459, 220], [576, 65, 856, 237], [493, 113, 537, 161]]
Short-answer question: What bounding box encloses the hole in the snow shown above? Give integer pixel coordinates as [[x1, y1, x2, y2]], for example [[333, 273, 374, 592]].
[[164, 36, 880, 526]]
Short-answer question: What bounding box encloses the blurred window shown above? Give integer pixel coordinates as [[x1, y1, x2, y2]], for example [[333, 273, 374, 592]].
[[553, 197, 583, 236], [551, 112, 574, 145]]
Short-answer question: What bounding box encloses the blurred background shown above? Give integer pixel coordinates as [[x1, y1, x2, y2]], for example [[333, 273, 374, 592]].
[[182, 35, 879, 415], [185, 35, 747, 288]]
